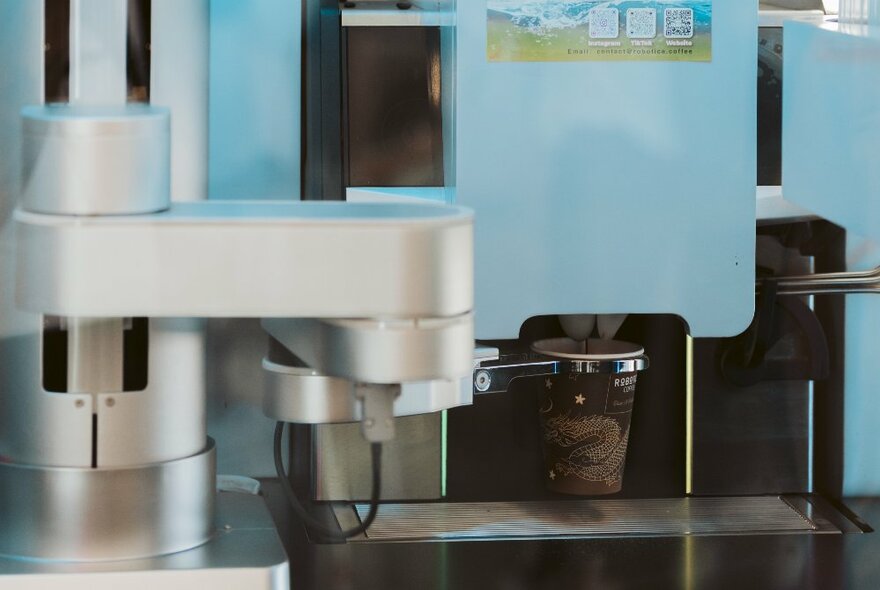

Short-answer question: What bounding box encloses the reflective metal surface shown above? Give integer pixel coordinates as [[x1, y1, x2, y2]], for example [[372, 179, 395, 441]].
[[347, 496, 835, 542], [0, 442, 216, 561], [693, 235, 821, 496], [761, 265, 880, 296], [0, 490, 288, 590], [274, 491, 877, 590], [315, 415, 442, 501], [264, 315, 473, 384], [474, 355, 649, 395], [68, 0, 127, 106], [96, 318, 209, 468], [21, 105, 171, 215], [263, 360, 469, 423]]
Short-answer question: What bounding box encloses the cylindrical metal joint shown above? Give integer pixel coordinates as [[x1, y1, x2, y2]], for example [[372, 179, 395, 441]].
[[21, 104, 171, 216], [0, 440, 216, 561]]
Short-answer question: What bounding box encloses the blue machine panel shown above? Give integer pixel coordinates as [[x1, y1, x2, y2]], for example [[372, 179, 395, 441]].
[[784, 22, 880, 244], [453, 0, 757, 338]]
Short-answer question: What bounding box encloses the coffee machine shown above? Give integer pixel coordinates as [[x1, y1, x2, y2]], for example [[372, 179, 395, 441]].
[[281, 0, 880, 587], [3, 0, 880, 588]]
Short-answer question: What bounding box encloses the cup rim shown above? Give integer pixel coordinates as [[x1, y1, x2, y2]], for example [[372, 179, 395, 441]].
[[531, 337, 645, 361]]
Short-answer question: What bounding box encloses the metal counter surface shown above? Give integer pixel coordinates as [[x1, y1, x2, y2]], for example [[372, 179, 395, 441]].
[[261, 483, 880, 590]]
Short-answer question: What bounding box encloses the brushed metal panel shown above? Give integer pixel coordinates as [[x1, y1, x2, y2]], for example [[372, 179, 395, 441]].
[[351, 496, 836, 542], [316, 414, 442, 502], [263, 360, 469, 423], [0, 442, 215, 561], [21, 105, 171, 215], [0, 491, 288, 590]]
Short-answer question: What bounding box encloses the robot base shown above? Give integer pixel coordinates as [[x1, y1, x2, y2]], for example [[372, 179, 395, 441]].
[[0, 492, 289, 590]]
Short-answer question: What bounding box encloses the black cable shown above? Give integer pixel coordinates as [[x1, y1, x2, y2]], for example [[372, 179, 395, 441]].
[[273, 421, 382, 540]]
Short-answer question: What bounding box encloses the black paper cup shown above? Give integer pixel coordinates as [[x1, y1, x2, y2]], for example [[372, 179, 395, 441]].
[[531, 338, 649, 495]]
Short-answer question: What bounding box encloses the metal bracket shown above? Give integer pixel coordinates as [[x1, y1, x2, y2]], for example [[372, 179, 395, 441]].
[[355, 384, 401, 442], [473, 354, 649, 395], [473, 360, 559, 395], [759, 265, 880, 296]]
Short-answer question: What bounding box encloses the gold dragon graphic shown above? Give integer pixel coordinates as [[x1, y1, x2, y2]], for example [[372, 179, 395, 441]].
[[543, 411, 629, 484]]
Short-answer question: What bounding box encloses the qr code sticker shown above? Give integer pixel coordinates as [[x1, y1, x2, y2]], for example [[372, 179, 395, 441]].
[[664, 8, 694, 39], [626, 8, 656, 39], [589, 8, 619, 39]]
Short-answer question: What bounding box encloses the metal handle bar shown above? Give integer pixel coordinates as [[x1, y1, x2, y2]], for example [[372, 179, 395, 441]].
[[758, 266, 880, 296]]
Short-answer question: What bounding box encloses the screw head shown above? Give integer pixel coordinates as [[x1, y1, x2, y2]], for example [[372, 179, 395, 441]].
[[105, 398, 115, 407], [475, 370, 491, 392], [75, 399, 85, 408]]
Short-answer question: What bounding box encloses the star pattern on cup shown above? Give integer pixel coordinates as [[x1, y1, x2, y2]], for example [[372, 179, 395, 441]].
[[545, 378, 553, 390], [574, 394, 586, 405], [549, 470, 556, 480]]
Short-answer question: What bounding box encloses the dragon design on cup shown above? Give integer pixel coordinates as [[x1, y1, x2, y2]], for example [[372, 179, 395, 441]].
[[543, 411, 629, 484]]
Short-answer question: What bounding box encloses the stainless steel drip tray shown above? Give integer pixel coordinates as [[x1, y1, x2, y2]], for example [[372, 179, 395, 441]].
[[343, 496, 846, 543]]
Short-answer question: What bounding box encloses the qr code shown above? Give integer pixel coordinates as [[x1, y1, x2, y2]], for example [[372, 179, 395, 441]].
[[664, 8, 694, 39], [626, 8, 656, 39], [589, 8, 619, 39]]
